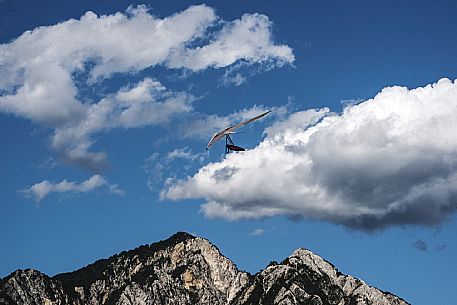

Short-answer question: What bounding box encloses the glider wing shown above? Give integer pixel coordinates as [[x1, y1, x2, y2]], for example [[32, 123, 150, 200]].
[[206, 110, 271, 149]]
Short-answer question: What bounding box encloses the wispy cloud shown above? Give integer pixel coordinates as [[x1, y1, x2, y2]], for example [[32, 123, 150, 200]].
[[178, 104, 286, 140], [143, 148, 204, 192], [412, 239, 428, 251], [166, 147, 203, 162], [411, 239, 447, 252], [249, 228, 265, 236], [340, 98, 365, 107], [221, 72, 247, 87], [21, 175, 124, 201], [164, 78, 457, 231]]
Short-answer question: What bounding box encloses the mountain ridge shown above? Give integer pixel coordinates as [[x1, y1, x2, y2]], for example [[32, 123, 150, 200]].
[[0, 232, 409, 305]]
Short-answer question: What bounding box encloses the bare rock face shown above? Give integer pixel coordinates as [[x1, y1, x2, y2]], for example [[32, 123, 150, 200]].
[[230, 248, 409, 305], [53, 232, 249, 305], [0, 232, 409, 305], [0, 269, 77, 305]]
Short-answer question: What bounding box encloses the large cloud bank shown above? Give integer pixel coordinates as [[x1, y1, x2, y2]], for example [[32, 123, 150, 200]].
[[0, 5, 293, 171], [164, 78, 457, 231]]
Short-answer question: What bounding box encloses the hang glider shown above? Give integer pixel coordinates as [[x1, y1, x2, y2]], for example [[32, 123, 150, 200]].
[[206, 110, 271, 153]]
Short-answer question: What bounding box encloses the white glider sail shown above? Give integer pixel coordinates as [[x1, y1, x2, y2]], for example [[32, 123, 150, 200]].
[[206, 110, 271, 150]]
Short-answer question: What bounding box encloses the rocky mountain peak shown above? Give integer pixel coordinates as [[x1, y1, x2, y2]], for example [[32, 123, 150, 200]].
[[0, 232, 409, 305], [49, 231, 248, 305], [288, 248, 340, 280], [0, 269, 72, 305]]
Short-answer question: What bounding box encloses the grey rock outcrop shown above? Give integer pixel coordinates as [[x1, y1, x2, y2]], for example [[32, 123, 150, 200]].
[[0, 269, 76, 305], [230, 248, 409, 305], [0, 232, 409, 305]]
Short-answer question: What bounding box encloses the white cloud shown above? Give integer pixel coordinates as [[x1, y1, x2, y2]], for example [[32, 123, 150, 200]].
[[221, 72, 247, 87], [340, 98, 364, 108], [167, 13, 294, 70], [264, 108, 330, 137], [50, 78, 194, 171], [163, 78, 457, 231], [22, 175, 124, 201], [166, 147, 202, 161], [0, 5, 293, 171], [0, 5, 213, 125], [249, 228, 265, 236]]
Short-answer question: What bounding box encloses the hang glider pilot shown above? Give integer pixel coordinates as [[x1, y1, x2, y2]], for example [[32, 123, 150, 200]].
[[206, 110, 271, 154]]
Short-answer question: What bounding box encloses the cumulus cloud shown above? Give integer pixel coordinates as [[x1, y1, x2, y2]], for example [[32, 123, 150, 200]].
[[21, 175, 124, 201], [51, 77, 194, 172], [0, 5, 293, 171], [163, 78, 457, 231], [167, 13, 294, 70]]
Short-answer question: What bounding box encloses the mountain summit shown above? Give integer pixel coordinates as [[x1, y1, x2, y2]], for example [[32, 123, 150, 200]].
[[0, 232, 409, 305]]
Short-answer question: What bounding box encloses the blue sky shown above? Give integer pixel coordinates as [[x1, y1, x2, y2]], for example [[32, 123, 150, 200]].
[[1, 1, 457, 304]]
